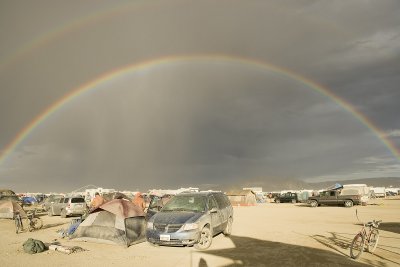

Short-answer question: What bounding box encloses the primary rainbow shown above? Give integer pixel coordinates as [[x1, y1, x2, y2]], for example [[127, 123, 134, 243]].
[[0, 54, 398, 166]]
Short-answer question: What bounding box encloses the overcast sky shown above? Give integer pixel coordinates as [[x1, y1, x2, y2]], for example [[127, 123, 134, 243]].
[[1, 0, 400, 192]]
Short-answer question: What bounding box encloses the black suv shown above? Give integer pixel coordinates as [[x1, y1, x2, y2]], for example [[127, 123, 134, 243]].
[[147, 191, 233, 250], [275, 192, 298, 203]]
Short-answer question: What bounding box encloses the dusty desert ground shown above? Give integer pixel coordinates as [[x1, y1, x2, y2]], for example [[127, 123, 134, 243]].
[[1, 198, 399, 267]]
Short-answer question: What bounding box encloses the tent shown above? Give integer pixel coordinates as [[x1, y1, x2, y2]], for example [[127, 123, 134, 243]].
[[22, 196, 38, 206], [72, 199, 146, 246], [226, 190, 257, 206], [102, 192, 131, 202], [0, 189, 22, 205], [0, 200, 26, 219], [0, 189, 17, 196]]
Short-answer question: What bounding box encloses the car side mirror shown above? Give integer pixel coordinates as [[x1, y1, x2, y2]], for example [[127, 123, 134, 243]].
[[210, 208, 218, 213]]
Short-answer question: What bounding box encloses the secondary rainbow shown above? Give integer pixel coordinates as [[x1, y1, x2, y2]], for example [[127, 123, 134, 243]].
[[1, 54, 398, 166], [0, 1, 149, 72]]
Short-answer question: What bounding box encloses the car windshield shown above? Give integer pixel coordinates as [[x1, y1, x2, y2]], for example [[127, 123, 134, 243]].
[[47, 195, 63, 202], [148, 196, 162, 210], [162, 195, 206, 212], [71, 198, 85, 203]]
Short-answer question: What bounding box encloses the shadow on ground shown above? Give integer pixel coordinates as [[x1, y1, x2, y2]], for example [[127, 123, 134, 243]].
[[194, 235, 370, 267], [379, 222, 400, 235], [311, 232, 352, 256], [311, 231, 400, 267], [41, 222, 66, 230]]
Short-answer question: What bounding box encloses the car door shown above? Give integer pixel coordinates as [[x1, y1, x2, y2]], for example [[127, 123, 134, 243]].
[[281, 193, 289, 203], [56, 198, 68, 215], [214, 193, 229, 228], [52, 198, 63, 214], [328, 191, 338, 205], [319, 191, 330, 204], [291, 193, 297, 202], [208, 195, 223, 234]]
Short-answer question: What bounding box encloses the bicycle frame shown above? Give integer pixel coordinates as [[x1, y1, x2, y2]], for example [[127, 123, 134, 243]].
[[357, 224, 374, 245], [26, 209, 43, 231], [350, 209, 381, 259]]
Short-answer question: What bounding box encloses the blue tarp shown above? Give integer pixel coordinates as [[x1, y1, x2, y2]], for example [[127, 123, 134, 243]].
[[22, 197, 37, 205], [326, 183, 343, 190]]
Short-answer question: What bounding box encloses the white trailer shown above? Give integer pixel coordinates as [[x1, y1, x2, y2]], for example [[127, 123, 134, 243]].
[[342, 184, 371, 204], [371, 187, 386, 198]]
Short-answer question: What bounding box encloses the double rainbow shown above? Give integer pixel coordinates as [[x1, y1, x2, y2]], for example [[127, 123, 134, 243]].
[[0, 54, 398, 166]]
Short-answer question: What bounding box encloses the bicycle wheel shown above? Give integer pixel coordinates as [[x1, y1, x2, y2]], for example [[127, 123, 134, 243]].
[[350, 233, 365, 259], [367, 229, 379, 253], [30, 218, 43, 231]]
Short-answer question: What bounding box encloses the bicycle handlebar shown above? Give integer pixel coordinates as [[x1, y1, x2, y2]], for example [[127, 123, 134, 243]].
[[366, 220, 382, 228]]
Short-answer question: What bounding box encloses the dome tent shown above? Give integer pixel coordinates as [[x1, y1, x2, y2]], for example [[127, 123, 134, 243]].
[[0, 200, 26, 219], [71, 199, 146, 246]]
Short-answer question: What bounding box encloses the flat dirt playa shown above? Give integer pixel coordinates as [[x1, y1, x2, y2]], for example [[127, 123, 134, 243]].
[[1, 199, 399, 267]]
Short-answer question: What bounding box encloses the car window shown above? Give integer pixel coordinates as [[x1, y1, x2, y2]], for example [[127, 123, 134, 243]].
[[213, 194, 227, 208], [64, 198, 69, 203], [208, 196, 218, 210], [71, 198, 85, 203], [222, 194, 231, 207], [162, 195, 206, 212], [59, 198, 64, 203]]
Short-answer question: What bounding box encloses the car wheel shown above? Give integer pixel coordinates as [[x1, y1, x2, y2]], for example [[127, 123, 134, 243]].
[[223, 217, 233, 236], [48, 208, 53, 217], [291, 199, 296, 204], [60, 209, 67, 218], [194, 226, 212, 250], [275, 199, 280, 204], [344, 200, 353, 208], [310, 200, 318, 208]]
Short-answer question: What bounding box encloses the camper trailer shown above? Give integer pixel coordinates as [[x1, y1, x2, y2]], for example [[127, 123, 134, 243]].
[[371, 187, 386, 198], [342, 184, 371, 205]]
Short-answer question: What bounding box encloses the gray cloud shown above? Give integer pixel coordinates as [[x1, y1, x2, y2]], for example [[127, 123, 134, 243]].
[[1, 0, 399, 192]]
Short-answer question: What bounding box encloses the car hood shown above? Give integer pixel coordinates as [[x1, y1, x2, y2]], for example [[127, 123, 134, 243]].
[[153, 211, 204, 224]]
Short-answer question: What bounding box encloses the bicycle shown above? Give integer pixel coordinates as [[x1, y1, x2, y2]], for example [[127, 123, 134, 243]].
[[26, 209, 43, 232], [350, 209, 382, 260]]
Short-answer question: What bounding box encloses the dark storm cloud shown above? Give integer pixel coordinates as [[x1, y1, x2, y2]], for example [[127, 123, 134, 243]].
[[1, 0, 399, 191]]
